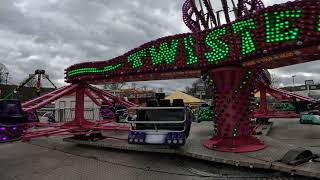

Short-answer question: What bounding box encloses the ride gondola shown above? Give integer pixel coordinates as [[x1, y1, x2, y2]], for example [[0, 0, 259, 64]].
[[0, 99, 38, 142]]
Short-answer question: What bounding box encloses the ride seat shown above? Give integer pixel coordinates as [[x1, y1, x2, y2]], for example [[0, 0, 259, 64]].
[[172, 99, 184, 107], [147, 99, 158, 107], [146, 109, 185, 131], [135, 109, 154, 130], [0, 100, 27, 124], [159, 99, 171, 107], [136, 110, 147, 121]]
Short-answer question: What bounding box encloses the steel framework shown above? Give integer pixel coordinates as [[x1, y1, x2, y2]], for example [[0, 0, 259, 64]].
[[182, 0, 264, 32], [22, 83, 136, 141], [254, 85, 316, 119]]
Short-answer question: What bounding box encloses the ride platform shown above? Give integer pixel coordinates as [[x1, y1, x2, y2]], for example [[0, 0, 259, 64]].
[[64, 120, 320, 178]]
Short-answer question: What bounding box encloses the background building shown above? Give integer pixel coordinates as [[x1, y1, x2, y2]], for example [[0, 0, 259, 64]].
[[53, 87, 159, 122], [54, 94, 102, 122]]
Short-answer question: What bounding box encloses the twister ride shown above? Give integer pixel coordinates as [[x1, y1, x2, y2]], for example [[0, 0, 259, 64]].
[[7, 0, 319, 153]]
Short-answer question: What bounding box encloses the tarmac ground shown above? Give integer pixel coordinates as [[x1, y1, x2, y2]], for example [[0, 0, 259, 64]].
[[0, 118, 319, 180]]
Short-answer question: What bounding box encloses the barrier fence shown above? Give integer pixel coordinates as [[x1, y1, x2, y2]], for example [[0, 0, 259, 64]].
[[37, 108, 103, 122]]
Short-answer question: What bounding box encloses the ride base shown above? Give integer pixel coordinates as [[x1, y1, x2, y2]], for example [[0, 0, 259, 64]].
[[63, 121, 320, 178], [203, 67, 266, 152]]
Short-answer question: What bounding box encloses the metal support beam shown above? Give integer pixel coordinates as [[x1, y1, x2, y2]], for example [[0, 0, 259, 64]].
[[85, 89, 102, 107], [259, 87, 267, 114], [24, 84, 78, 112], [22, 85, 71, 108]]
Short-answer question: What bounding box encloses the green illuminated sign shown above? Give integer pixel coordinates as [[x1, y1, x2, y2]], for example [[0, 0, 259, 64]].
[[205, 28, 230, 63], [184, 35, 199, 65], [67, 63, 122, 77], [66, 5, 320, 79], [150, 39, 179, 65], [265, 10, 301, 43], [128, 49, 147, 68], [232, 18, 256, 55]]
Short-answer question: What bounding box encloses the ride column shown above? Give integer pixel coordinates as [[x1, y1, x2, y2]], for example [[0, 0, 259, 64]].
[[258, 87, 268, 115], [203, 66, 267, 152], [62, 83, 95, 127]]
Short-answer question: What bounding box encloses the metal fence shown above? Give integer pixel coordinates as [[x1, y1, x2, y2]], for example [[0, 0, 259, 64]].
[[37, 108, 103, 122]]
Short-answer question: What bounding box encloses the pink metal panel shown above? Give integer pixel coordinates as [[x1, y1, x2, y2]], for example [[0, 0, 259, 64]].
[[268, 87, 315, 102], [85, 89, 102, 107], [22, 85, 71, 108], [24, 84, 79, 112], [90, 86, 137, 107], [88, 86, 113, 107]]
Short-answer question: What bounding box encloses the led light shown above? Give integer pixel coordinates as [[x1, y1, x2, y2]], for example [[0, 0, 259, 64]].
[[139, 139, 143, 143], [67, 64, 122, 77], [318, 15, 320, 31], [232, 18, 256, 55], [150, 39, 179, 65], [205, 27, 230, 63], [167, 140, 172, 144], [178, 139, 184, 144], [184, 35, 199, 64], [128, 49, 147, 68], [173, 140, 178, 144], [265, 10, 301, 43], [134, 139, 138, 143], [129, 138, 133, 143], [0, 127, 5, 131], [233, 128, 238, 137]]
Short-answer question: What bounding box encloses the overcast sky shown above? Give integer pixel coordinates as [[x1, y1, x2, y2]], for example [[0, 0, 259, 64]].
[[0, 0, 319, 92]]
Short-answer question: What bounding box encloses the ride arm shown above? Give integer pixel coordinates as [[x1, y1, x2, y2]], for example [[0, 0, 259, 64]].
[[45, 76, 57, 89], [3, 74, 36, 99]]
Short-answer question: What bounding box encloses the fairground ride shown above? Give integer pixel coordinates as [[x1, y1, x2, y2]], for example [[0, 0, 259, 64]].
[[19, 0, 320, 152], [3, 70, 57, 99]]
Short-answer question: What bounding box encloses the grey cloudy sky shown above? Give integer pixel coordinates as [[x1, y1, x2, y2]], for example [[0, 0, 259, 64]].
[[0, 0, 318, 92]]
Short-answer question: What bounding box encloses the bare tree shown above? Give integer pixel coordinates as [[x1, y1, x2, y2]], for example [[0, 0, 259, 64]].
[[185, 79, 205, 97], [185, 86, 190, 93], [0, 64, 9, 84], [270, 73, 281, 87], [185, 78, 216, 99]]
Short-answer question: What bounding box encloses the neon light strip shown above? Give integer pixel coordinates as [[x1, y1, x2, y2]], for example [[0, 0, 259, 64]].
[[67, 64, 123, 77]]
